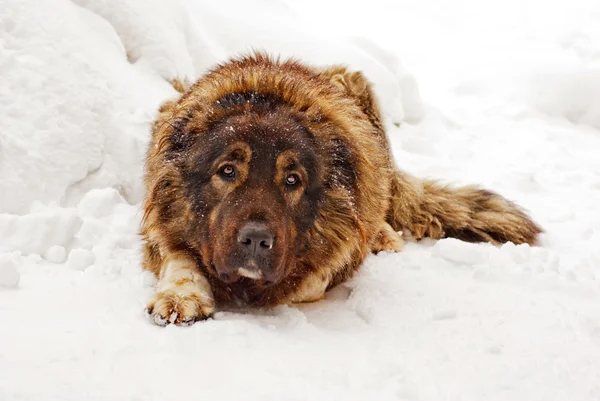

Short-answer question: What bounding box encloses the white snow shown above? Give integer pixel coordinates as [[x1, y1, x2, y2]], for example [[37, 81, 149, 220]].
[[1, 0, 600, 400], [0, 253, 20, 288], [66, 248, 96, 271], [43, 245, 67, 264]]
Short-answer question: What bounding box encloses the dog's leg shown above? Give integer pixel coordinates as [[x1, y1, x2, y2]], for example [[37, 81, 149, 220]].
[[387, 170, 542, 245], [145, 253, 215, 326]]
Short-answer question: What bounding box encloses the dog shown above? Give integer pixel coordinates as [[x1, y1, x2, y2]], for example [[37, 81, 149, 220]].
[[141, 53, 541, 326]]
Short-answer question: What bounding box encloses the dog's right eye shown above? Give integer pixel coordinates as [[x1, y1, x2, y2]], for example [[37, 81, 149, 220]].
[[219, 165, 236, 178]]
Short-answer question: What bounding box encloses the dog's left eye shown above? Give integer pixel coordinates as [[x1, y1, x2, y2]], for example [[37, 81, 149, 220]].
[[220, 165, 236, 178], [285, 174, 300, 186]]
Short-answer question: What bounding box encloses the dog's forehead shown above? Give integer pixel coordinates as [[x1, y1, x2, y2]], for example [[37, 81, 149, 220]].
[[207, 112, 314, 159]]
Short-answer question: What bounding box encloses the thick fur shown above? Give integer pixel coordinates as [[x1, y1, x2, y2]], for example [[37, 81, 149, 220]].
[[141, 53, 541, 325]]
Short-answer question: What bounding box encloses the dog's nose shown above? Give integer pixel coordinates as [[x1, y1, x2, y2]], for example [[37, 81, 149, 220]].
[[237, 222, 274, 257]]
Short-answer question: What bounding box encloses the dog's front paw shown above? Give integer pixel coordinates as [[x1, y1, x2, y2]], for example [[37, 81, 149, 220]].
[[372, 223, 405, 253], [146, 290, 215, 326]]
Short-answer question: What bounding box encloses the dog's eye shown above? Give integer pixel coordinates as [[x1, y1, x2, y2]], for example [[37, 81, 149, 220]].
[[285, 174, 300, 186], [220, 165, 235, 178]]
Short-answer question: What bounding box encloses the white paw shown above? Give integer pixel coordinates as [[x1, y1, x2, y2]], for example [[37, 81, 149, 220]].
[[372, 224, 404, 253], [146, 289, 215, 326]]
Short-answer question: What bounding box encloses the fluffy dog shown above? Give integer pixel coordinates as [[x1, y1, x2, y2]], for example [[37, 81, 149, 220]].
[[141, 53, 541, 325]]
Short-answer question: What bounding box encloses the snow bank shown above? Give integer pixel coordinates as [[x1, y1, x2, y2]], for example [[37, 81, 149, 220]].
[[0, 0, 176, 215], [0, 207, 81, 255], [70, 0, 219, 80]]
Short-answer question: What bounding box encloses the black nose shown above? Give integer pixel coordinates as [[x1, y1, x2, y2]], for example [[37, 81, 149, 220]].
[[237, 222, 274, 257]]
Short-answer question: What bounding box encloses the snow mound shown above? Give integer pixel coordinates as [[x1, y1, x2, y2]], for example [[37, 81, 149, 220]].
[[432, 238, 492, 265], [530, 68, 600, 130], [0, 0, 176, 215], [67, 248, 96, 271], [43, 245, 67, 264], [77, 188, 127, 218], [71, 0, 218, 80], [0, 208, 82, 255], [0, 253, 20, 288]]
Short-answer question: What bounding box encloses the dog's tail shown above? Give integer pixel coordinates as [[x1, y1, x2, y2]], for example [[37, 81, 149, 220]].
[[386, 170, 542, 245]]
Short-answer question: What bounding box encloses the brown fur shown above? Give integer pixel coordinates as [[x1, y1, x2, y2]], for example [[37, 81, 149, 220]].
[[141, 53, 542, 325]]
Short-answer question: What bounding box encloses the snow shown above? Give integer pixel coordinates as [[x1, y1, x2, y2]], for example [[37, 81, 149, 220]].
[[43, 245, 67, 264], [1, 0, 600, 400], [66, 248, 96, 271], [0, 253, 20, 288]]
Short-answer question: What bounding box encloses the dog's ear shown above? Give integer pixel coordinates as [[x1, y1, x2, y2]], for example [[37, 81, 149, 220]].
[[168, 78, 191, 94], [151, 78, 190, 143], [158, 99, 177, 114], [317, 66, 384, 131]]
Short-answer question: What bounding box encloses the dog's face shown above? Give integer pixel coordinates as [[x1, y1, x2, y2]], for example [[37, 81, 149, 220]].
[[179, 104, 323, 287]]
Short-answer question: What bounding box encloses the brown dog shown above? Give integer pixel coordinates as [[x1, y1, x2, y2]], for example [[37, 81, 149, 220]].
[[141, 53, 541, 326]]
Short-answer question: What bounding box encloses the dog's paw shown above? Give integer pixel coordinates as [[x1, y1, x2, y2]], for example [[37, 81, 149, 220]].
[[372, 223, 405, 253], [146, 290, 215, 326]]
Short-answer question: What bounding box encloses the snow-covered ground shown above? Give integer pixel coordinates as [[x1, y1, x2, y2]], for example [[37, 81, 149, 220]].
[[1, 0, 600, 399]]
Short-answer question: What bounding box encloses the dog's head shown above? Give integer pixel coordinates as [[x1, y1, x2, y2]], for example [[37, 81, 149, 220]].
[[172, 93, 324, 286], [147, 55, 379, 297]]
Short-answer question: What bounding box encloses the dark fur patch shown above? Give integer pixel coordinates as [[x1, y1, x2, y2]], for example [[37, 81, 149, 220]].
[[444, 226, 488, 243], [216, 91, 283, 110], [329, 138, 357, 191]]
